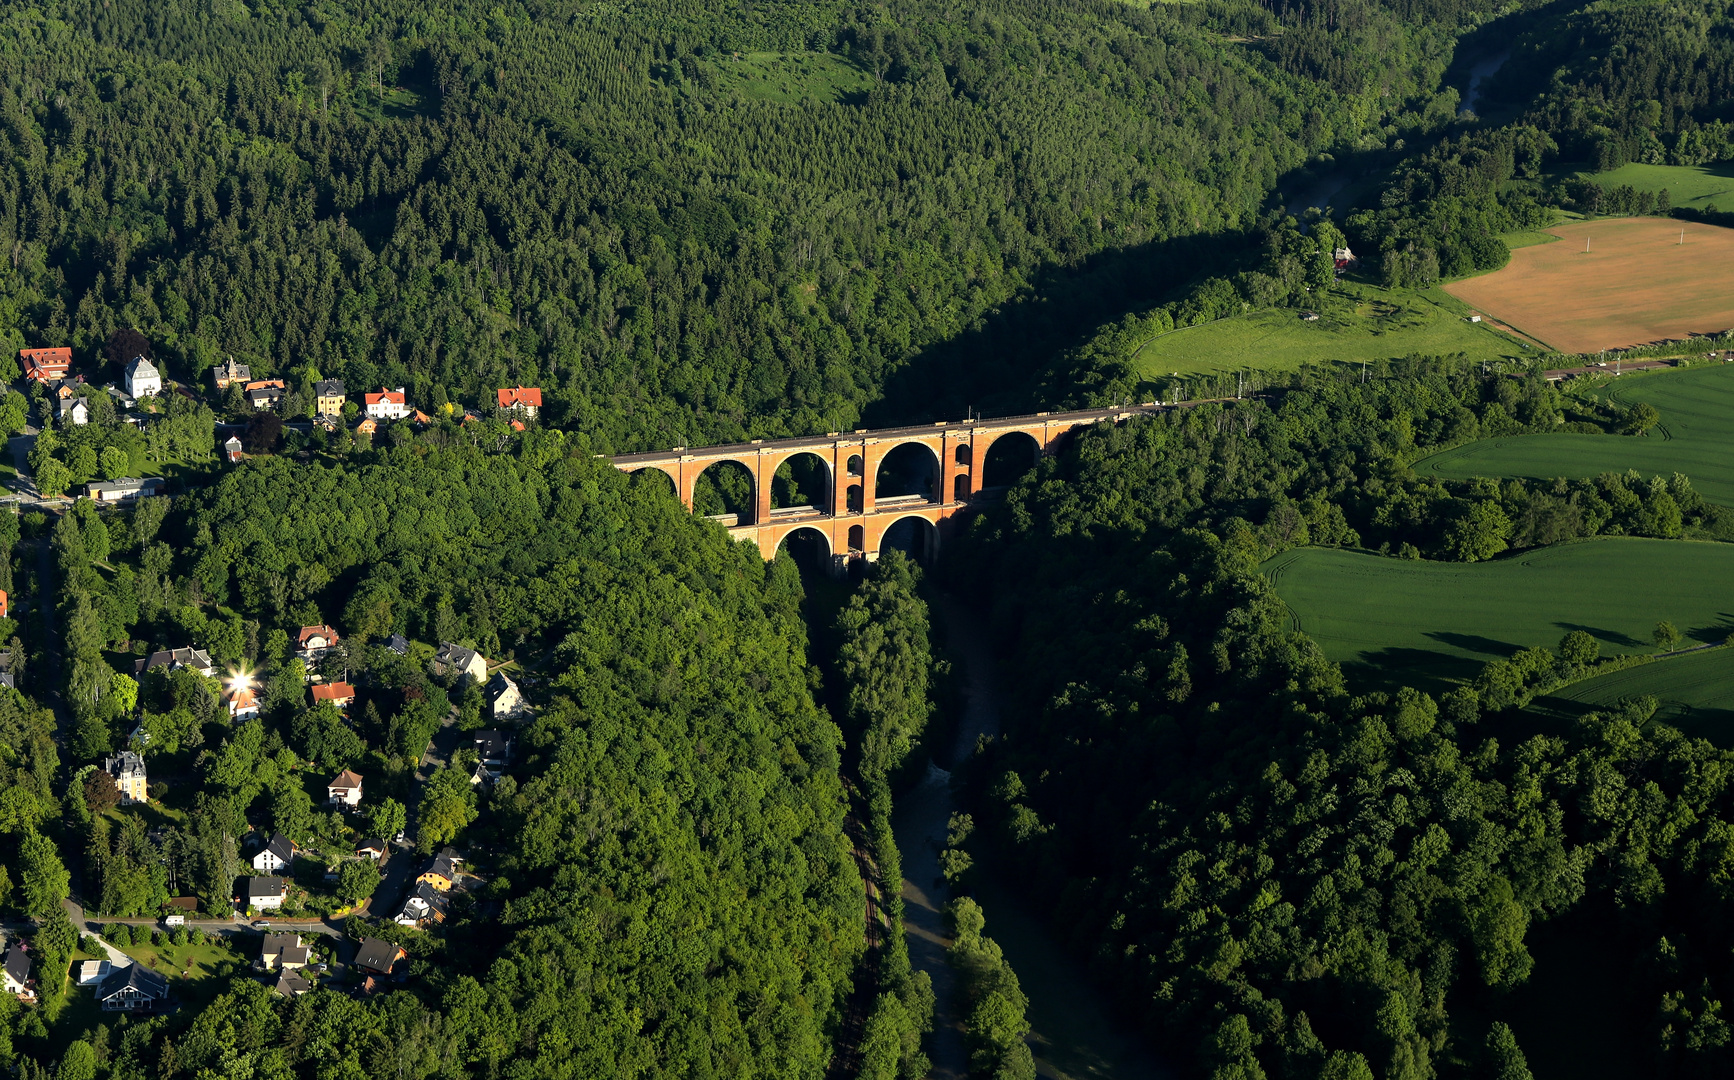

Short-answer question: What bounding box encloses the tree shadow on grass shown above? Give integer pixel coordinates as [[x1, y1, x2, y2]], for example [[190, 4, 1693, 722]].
[[1552, 622, 1644, 648], [1423, 631, 1518, 659], [1341, 646, 1480, 697]]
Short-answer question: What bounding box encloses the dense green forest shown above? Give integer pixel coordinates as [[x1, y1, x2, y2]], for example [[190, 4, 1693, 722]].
[[0, 0, 1530, 450], [948, 362, 1734, 1077]]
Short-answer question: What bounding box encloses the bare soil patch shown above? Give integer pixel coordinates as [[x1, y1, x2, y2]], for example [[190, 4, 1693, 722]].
[[1444, 217, 1734, 354]]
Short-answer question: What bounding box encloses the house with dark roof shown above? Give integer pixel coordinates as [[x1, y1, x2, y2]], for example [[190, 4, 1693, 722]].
[[314, 379, 346, 417], [252, 833, 296, 873], [135, 646, 214, 678], [384, 633, 410, 656], [224, 435, 243, 463], [352, 937, 405, 976], [125, 355, 162, 398], [2, 943, 32, 1002], [258, 933, 310, 972], [394, 881, 451, 927], [431, 642, 487, 682], [88, 476, 167, 504], [355, 838, 386, 860], [104, 750, 149, 804], [212, 357, 252, 389], [247, 876, 288, 910], [274, 970, 314, 997], [416, 848, 463, 891], [97, 963, 170, 1011]]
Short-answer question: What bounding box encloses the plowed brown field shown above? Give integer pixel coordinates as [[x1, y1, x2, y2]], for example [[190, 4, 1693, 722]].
[[1444, 217, 1734, 354]]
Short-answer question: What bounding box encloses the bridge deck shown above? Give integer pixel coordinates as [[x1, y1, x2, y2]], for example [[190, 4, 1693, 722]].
[[610, 402, 1162, 464]]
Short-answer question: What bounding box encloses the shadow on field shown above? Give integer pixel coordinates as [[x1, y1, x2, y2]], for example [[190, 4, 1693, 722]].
[[1424, 631, 1515, 658], [1551, 622, 1644, 648]]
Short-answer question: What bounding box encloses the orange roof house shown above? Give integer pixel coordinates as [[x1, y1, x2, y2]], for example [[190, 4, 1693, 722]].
[[227, 685, 259, 719], [311, 681, 355, 708], [354, 417, 378, 435], [496, 387, 542, 412], [0, 589, 8, 619], [21, 347, 71, 383]]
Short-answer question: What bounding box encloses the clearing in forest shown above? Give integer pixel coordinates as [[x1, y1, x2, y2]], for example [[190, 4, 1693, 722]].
[[1444, 217, 1734, 353], [1552, 161, 1734, 213], [1525, 646, 1734, 748], [1133, 280, 1529, 380], [1414, 362, 1734, 504], [1262, 538, 1734, 692]]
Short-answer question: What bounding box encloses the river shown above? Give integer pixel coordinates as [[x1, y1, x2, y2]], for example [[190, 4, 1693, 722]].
[[893, 595, 1176, 1080]]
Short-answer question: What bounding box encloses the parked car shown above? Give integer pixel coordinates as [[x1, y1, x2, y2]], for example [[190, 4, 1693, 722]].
[[252, 920, 271, 931], [162, 914, 186, 927]]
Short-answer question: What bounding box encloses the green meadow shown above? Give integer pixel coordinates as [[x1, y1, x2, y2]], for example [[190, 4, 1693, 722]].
[[1262, 539, 1734, 692], [708, 52, 874, 104], [1525, 646, 1734, 746], [1133, 280, 1532, 380], [1415, 362, 1734, 504], [1557, 161, 1734, 212]]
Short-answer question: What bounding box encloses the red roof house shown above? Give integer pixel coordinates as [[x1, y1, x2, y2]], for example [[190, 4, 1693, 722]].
[[21, 347, 71, 383], [496, 387, 542, 416]]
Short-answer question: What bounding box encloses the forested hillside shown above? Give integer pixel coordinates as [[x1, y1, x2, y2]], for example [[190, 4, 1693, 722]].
[[0, 0, 1502, 449], [949, 364, 1734, 1077]]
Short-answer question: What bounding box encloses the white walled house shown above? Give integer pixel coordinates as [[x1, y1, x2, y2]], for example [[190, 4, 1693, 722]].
[[364, 388, 409, 420], [125, 355, 162, 398]]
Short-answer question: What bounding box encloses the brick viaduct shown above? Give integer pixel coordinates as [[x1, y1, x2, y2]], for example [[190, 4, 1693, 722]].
[[611, 403, 1166, 572]]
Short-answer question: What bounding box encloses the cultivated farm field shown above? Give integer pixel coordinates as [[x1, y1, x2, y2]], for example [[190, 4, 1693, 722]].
[[1415, 363, 1734, 504], [1263, 538, 1734, 691], [1526, 646, 1734, 747], [1444, 217, 1734, 353]]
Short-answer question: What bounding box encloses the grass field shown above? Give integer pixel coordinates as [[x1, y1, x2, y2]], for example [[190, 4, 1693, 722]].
[[708, 52, 874, 104], [1554, 161, 1734, 212], [1414, 362, 1734, 504], [1133, 280, 1532, 379], [1262, 538, 1734, 692], [1444, 217, 1734, 353], [1524, 646, 1734, 746]]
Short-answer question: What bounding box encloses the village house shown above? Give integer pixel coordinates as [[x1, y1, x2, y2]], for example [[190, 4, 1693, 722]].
[[224, 435, 243, 463], [104, 751, 149, 804], [3, 942, 32, 1002], [97, 962, 170, 1012], [87, 476, 166, 504], [354, 416, 378, 436], [496, 387, 542, 418], [474, 730, 513, 778], [416, 848, 464, 891], [311, 681, 355, 709], [246, 379, 285, 411], [355, 838, 387, 860], [21, 346, 71, 383], [252, 832, 296, 873], [328, 769, 363, 809], [0, 589, 8, 618], [226, 684, 259, 720], [257, 933, 310, 972], [212, 358, 253, 389], [364, 387, 410, 420], [247, 875, 288, 911], [314, 379, 346, 417], [431, 642, 488, 683], [274, 971, 314, 997], [485, 672, 522, 718], [57, 394, 89, 426], [125, 355, 162, 398], [136, 646, 214, 678], [353, 937, 406, 977], [297, 624, 341, 667], [394, 882, 450, 927]]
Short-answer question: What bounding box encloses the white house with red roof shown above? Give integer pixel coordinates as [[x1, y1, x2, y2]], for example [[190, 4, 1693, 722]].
[[496, 387, 542, 418], [311, 681, 355, 709], [20, 347, 71, 383], [226, 684, 259, 720], [363, 387, 409, 420]]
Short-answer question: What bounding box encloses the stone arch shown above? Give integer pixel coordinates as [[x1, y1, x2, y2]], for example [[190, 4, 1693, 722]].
[[847, 524, 865, 552], [771, 451, 831, 510], [777, 526, 832, 576], [846, 454, 864, 477], [874, 441, 941, 502], [954, 444, 971, 466], [693, 458, 757, 524], [630, 466, 678, 500], [846, 483, 863, 513], [878, 514, 937, 563], [981, 431, 1041, 488], [953, 474, 971, 502]]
